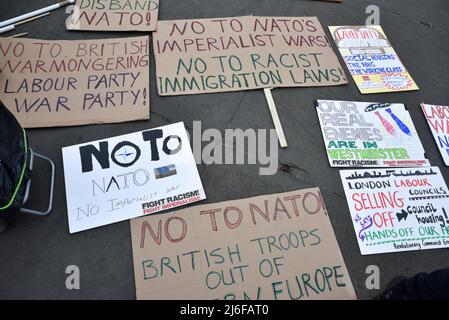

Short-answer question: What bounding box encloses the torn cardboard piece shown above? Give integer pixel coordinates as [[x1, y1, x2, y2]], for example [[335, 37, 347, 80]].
[[67, 0, 159, 31], [62, 122, 206, 233], [340, 167, 449, 255], [131, 188, 356, 300], [316, 100, 429, 168], [153, 16, 348, 95]]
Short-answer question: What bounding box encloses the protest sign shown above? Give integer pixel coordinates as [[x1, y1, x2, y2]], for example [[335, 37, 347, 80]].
[[340, 167, 449, 255], [328, 25, 418, 94], [421, 103, 449, 166], [131, 188, 356, 300], [153, 16, 348, 95], [62, 122, 205, 233], [316, 100, 429, 168], [67, 0, 159, 31], [0, 36, 150, 128]]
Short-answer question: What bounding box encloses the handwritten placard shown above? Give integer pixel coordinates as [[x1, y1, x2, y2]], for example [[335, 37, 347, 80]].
[[62, 122, 206, 233], [67, 0, 160, 31], [421, 103, 449, 166], [153, 16, 348, 95], [131, 188, 356, 300], [340, 167, 449, 255], [316, 100, 429, 167], [0, 36, 150, 128], [328, 26, 418, 94]]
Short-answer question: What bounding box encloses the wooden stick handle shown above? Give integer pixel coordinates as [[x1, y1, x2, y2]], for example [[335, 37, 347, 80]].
[[264, 88, 288, 148]]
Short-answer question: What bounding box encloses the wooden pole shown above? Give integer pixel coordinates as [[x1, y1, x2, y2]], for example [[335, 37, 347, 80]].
[[264, 88, 288, 148], [9, 32, 29, 38]]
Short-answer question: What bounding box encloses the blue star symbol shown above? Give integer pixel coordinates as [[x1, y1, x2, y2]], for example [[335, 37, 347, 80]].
[[116, 148, 135, 162]]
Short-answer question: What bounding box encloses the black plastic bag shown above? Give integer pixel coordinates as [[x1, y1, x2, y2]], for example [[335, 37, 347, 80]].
[[0, 101, 30, 212]]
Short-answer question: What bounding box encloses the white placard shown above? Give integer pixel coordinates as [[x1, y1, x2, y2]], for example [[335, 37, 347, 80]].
[[62, 122, 206, 233], [340, 167, 449, 255], [421, 103, 449, 166], [316, 100, 429, 167]]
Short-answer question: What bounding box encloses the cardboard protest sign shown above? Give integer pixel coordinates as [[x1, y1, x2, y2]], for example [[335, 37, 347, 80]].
[[316, 100, 429, 168], [421, 103, 449, 166], [328, 26, 418, 94], [340, 167, 449, 255], [130, 188, 356, 300], [67, 0, 159, 31], [62, 122, 205, 233], [0, 36, 150, 128], [153, 16, 348, 95]]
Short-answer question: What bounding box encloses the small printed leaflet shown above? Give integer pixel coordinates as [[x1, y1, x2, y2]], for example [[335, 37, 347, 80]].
[[328, 25, 418, 94]]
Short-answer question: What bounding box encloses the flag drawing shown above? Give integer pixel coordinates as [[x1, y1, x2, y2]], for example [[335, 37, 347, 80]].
[[155, 165, 177, 179], [385, 108, 412, 136], [374, 111, 396, 136]]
